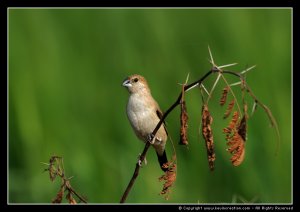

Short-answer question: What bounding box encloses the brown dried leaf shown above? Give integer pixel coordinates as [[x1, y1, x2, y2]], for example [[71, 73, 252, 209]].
[[220, 86, 229, 106], [224, 111, 246, 166], [226, 132, 245, 166], [49, 157, 57, 182], [66, 192, 77, 204], [179, 100, 188, 145], [48, 156, 64, 182], [223, 99, 235, 119], [202, 104, 215, 171], [52, 186, 64, 203], [49, 166, 56, 182], [223, 111, 239, 137], [159, 156, 177, 200]]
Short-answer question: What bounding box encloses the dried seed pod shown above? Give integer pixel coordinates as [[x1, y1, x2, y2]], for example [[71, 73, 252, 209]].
[[179, 100, 188, 145], [223, 99, 235, 119], [223, 111, 247, 166], [220, 86, 229, 106], [202, 104, 215, 171], [159, 155, 177, 200], [52, 186, 64, 203], [226, 132, 245, 166], [223, 111, 239, 137]]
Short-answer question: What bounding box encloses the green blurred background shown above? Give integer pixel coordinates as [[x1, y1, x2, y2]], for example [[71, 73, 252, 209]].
[[9, 8, 291, 203]]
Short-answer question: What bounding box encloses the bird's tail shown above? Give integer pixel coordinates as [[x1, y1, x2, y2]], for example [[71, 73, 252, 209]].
[[156, 150, 168, 172]]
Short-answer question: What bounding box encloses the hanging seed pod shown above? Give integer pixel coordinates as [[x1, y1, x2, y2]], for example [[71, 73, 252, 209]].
[[220, 86, 229, 106], [159, 155, 177, 200], [223, 111, 239, 137], [223, 99, 235, 119], [179, 85, 188, 146], [226, 132, 245, 166], [52, 186, 65, 203], [202, 104, 215, 171], [223, 111, 247, 166], [179, 100, 188, 145]]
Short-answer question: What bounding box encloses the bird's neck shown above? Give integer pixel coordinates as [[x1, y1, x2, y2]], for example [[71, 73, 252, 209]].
[[131, 87, 151, 95], [131, 89, 152, 99], [128, 90, 155, 111]]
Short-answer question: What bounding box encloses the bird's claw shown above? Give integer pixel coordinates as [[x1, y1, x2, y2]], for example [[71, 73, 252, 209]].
[[138, 159, 142, 167], [137, 154, 147, 167], [147, 133, 155, 144]]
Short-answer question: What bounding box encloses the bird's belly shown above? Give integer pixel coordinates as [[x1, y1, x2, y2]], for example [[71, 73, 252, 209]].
[[126, 95, 167, 147]]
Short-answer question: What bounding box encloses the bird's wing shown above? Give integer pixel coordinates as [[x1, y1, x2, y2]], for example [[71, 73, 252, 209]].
[[156, 109, 168, 136]]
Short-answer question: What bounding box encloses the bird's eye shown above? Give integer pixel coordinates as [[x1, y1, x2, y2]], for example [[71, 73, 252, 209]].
[[133, 78, 139, 83]]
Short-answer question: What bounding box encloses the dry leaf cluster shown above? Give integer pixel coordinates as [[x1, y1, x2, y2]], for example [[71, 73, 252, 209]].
[[180, 100, 189, 146], [43, 156, 87, 204], [159, 156, 177, 200], [223, 111, 247, 166], [220, 86, 229, 106]]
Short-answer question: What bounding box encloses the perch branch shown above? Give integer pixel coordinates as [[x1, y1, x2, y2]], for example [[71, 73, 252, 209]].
[[120, 142, 151, 203]]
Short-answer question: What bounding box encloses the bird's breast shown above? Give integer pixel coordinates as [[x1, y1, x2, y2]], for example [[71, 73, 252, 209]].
[[126, 94, 161, 140]]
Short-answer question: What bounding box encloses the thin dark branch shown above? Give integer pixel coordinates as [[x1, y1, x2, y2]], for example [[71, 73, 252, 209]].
[[68, 184, 88, 203], [120, 142, 151, 203], [58, 171, 88, 203]]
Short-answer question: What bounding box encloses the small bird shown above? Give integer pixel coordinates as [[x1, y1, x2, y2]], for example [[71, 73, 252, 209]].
[[122, 74, 168, 172]]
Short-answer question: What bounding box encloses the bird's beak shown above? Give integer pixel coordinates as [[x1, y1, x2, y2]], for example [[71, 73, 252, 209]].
[[122, 79, 132, 87]]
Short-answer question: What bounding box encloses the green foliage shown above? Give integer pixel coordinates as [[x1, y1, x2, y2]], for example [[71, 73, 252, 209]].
[[9, 8, 291, 203]]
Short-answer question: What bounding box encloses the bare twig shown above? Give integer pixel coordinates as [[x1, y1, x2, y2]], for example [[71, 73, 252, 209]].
[[120, 142, 151, 203]]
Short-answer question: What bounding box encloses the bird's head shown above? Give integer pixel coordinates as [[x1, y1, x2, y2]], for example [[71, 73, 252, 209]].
[[122, 74, 150, 94]]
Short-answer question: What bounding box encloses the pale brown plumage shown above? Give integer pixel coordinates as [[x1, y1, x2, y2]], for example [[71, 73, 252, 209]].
[[122, 74, 168, 171]]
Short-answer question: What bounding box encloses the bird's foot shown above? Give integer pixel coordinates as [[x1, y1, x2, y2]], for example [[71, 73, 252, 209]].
[[156, 137, 162, 144], [138, 159, 142, 167], [137, 154, 147, 166], [147, 133, 155, 144]]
